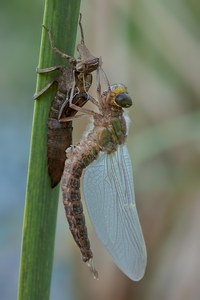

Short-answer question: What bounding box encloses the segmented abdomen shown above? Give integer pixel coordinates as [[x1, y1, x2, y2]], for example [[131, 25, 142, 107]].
[[61, 139, 100, 262], [47, 89, 73, 187], [48, 68, 92, 188]]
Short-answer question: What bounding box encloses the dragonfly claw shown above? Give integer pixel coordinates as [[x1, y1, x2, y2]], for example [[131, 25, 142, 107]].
[[87, 258, 99, 280]]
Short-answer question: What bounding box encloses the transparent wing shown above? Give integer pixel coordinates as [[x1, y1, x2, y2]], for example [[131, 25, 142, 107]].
[[83, 144, 147, 281]]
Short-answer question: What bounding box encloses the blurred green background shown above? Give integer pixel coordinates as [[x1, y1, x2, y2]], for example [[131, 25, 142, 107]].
[[0, 0, 200, 299]]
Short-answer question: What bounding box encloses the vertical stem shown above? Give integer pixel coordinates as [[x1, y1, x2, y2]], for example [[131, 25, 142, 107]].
[[18, 0, 81, 299]]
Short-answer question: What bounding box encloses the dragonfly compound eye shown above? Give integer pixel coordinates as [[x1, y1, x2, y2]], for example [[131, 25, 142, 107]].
[[115, 92, 132, 108]]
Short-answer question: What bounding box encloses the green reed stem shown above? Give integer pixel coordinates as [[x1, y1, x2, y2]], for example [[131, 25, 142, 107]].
[[18, 0, 81, 299]]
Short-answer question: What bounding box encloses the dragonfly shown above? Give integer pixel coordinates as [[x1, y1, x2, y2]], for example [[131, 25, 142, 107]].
[[34, 14, 100, 187], [61, 73, 147, 281]]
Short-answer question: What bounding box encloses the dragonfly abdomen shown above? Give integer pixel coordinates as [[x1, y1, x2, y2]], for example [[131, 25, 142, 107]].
[[47, 87, 73, 188], [62, 140, 100, 262]]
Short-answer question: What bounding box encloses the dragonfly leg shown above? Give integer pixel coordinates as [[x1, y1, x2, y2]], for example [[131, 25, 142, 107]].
[[100, 66, 111, 90], [60, 70, 98, 118], [79, 13, 85, 43], [59, 113, 86, 123], [36, 65, 63, 74], [58, 71, 77, 120], [69, 101, 97, 116], [96, 66, 101, 102], [87, 94, 100, 107], [58, 94, 71, 120], [33, 80, 56, 100], [96, 67, 111, 106], [82, 74, 100, 108], [43, 25, 76, 65]]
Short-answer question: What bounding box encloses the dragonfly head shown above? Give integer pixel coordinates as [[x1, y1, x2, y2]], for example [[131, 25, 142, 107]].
[[110, 84, 132, 108], [76, 57, 100, 73]]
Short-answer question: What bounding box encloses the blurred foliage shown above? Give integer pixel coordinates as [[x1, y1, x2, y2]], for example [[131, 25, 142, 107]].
[[0, 0, 200, 299]]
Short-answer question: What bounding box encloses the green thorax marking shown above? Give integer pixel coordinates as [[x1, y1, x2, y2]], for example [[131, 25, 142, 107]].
[[96, 116, 125, 153], [111, 118, 123, 138]]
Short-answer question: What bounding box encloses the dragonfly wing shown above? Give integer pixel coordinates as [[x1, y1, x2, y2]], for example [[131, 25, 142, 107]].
[[83, 144, 147, 281]]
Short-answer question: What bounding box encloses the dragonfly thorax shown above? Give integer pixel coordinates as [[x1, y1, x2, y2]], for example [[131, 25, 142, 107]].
[[92, 115, 127, 153]]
